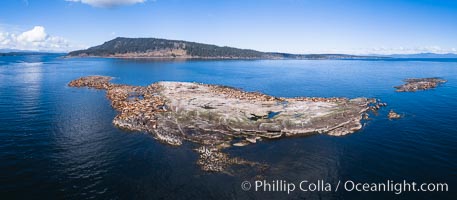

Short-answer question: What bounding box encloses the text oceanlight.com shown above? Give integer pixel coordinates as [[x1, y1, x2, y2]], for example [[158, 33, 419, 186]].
[[240, 180, 449, 194]]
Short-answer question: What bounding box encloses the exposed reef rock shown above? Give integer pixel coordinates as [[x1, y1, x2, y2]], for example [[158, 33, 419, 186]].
[[394, 78, 446, 92], [69, 76, 382, 172], [388, 110, 402, 119], [195, 146, 267, 174]]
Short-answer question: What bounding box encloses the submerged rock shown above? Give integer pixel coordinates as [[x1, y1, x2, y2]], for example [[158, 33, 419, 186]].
[[394, 78, 446, 92], [195, 146, 265, 173], [69, 76, 381, 172]]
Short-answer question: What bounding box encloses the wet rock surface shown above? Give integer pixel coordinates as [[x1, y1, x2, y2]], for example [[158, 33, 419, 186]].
[[388, 110, 402, 119], [69, 76, 381, 172], [394, 78, 447, 92]]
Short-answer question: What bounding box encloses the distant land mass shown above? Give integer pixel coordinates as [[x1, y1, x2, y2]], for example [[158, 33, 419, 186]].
[[67, 37, 380, 60], [4, 38, 456, 59], [0, 49, 66, 54], [385, 53, 457, 59], [0, 51, 64, 56]]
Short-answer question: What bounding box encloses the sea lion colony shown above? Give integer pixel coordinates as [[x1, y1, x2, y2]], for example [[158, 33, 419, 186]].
[[69, 76, 388, 172]]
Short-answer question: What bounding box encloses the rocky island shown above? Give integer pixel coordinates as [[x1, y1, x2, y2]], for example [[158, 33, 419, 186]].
[[394, 78, 447, 92], [69, 76, 384, 173]]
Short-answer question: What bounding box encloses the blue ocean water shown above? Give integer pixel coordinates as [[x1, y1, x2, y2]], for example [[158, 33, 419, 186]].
[[0, 54, 456, 199]]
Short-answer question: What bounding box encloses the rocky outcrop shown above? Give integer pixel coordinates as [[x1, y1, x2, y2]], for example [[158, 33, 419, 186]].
[[69, 76, 383, 172], [388, 110, 401, 119], [394, 78, 446, 92]]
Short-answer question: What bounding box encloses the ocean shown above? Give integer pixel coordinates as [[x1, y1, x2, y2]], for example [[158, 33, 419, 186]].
[[0, 54, 456, 199]]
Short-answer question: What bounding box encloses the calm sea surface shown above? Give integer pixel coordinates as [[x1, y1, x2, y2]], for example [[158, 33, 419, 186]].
[[0, 54, 456, 199]]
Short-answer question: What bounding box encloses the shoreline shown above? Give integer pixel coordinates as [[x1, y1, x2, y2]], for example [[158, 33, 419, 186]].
[[63, 55, 345, 60]]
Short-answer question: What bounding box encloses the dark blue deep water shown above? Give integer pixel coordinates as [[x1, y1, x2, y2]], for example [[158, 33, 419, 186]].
[[0, 55, 456, 199]]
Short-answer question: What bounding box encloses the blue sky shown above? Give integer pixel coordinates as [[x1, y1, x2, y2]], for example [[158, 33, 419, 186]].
[[0, 0, 456, 54]]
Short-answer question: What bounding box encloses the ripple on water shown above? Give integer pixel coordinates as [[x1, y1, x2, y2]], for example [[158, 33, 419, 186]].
[[1, 56, 457, 199]]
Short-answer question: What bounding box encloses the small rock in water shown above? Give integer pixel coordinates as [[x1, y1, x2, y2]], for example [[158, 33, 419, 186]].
[[233, 141, 251, 147], [217, 142, 231, 149], [388, 110, 401, 119], [394, 78, 446, 92], [246, 136, 257, 143], [362, 113, 370, 120]]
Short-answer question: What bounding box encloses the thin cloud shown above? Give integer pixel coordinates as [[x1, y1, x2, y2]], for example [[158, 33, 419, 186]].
[[66, 0, 146, 8]]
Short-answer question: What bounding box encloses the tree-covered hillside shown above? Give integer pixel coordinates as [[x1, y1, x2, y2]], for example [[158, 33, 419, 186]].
[[68, 37, 272, 58], [68, 37, 379, 59]]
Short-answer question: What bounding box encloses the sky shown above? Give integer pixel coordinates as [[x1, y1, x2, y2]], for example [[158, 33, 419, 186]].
[[0, 0, 456, 54]]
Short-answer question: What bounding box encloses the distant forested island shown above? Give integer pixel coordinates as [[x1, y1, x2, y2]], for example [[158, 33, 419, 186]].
[[0, 52, 64, 56], [67, 37, 379, 60]]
